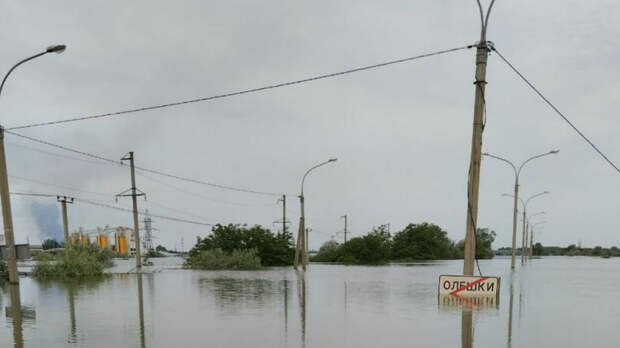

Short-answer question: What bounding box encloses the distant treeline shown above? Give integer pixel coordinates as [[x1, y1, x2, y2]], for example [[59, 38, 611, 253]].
[[497, 244, 620, 258], [184, 222, 496, 269], [312, 223, 496, 265]]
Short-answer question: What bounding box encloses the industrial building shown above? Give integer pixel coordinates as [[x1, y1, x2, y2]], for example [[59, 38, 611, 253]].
[[69, 226, 136, 255]]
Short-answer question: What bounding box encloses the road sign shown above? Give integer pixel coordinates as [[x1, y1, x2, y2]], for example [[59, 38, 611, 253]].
[[438, 275, 500, 298]]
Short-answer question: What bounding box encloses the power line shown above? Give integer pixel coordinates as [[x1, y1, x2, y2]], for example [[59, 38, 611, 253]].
[[10, 192, 57, 198], [137, 171, 275, 207], [5, 130, 285, 197], [9, 174, 112, 198], [492, 46, 620, 175], [6, 131, 119, 165], [75, 198, 212, 227], [7, 45, 473, 130], [147, 200, 210, 221], [10, 188, 212, 227], [5, 141, 120, 168]]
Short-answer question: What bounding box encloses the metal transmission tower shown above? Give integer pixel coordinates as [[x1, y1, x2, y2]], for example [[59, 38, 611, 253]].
[[117, 152, 146, 269], [142, 210, 154, 252]]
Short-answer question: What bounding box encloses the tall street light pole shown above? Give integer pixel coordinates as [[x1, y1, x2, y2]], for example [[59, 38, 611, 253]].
[[503, 191, 549, 265], [462, 0, 496, 276], [525, 211, 546, 262], [529, 220, 547, 260], [483, 150, 558, 270], [294, 158, 337, 270], [0, 44, 66, 284]]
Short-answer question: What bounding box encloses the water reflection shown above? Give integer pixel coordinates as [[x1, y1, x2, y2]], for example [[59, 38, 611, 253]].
[[344, 281, 348, 315], [507, 276, 515, 348], [67, 284, 77, 343], [439, 294, 498, 311], [6, 284, 25, 348], [35, 278, 107, 346], [461, 311, 473, 348], [137, 274, 146, 348], [296, 271, 307, 348], [199, 277, 281, 312], [283, 278, 288, 339]]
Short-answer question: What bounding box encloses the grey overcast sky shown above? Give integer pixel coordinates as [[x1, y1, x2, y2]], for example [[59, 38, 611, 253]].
[[0, 0, 619, 250]]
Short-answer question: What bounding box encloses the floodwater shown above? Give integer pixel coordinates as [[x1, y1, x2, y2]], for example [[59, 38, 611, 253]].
[[1, 256, 620, 347]]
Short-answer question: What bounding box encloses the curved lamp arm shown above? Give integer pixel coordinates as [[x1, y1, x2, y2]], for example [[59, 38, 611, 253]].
[[524, 191, 549, 210], [300, 158, 337, 196], [475, 0, 497, 40], [527, 211, 546, 225], [501, 193, 525, 210], [0, 45, 66, 98], [517, 150, 560, 177], [483, 152, 517, 179]]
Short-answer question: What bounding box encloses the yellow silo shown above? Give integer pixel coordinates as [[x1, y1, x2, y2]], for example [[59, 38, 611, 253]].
[[116, 234, 127, 254], [98, 235, 108, 248]]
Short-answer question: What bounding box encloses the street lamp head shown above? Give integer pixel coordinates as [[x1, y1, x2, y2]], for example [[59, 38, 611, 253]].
[[328, 158, 338, 162], [549, 150, 560, 154], [46, 44, 66, 54]]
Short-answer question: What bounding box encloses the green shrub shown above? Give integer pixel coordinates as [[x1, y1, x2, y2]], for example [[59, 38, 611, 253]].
[[312, 225, 391, 265], [184, 248, 262, 270], [32, 251, 56, 262], [145, 249, 165, 258], [33, 244, 115, 278]]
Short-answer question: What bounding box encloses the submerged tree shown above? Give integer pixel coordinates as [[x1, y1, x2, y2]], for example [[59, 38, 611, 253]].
[[392, 223, 456, 260], [187, 224, 295, 267]]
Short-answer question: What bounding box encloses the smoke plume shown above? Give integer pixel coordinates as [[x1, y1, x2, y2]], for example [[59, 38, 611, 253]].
[[30, 202, 63, 242]]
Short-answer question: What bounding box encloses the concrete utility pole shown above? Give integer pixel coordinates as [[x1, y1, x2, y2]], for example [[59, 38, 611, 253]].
[[294, 158, 337, 270], [463, 0, 496, 276], [117, 152, 146, 269], [57, 196, 74, 247], [277, 195, 287, 234], [523, 219, 529, 262], [0, 44, 66, 284], [305, 227, 311, 259], [503, 191, 549, 266], [294, 195, 305, 269], [340, 214, 348, 245], [483, 151, 558, 270]]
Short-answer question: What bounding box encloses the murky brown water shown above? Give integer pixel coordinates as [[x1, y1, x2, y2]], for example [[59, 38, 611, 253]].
[[1, 256, 619, 347]]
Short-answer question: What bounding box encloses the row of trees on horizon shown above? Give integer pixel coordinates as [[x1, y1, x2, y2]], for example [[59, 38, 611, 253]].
[[184, 222, 497, 267]]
